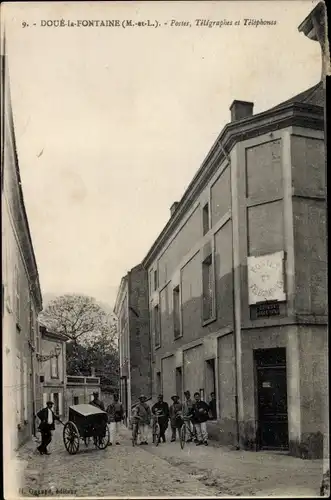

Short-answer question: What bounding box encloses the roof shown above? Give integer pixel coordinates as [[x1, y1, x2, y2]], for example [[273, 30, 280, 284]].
[[68, 404, 106, 417], [40, 326, 68, 342], [298, 1, 326, 39], [268, 81, 324, 111]]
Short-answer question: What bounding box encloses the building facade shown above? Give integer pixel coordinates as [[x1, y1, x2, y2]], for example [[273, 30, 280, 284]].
[[2, 41, 43, 462], [37, 326, 68, 418], [142, 6, 327, 459], [114, 264, 151, 424], [66, 375, 101, 408]]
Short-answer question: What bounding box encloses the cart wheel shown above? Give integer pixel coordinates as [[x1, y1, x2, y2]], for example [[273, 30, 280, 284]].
[[63, 422, 80, 455], [180, 424, 186, 450], [95, 425, 110, 450]]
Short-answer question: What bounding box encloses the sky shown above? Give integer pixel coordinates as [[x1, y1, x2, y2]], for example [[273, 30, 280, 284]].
[[3, 1, 321, 309]]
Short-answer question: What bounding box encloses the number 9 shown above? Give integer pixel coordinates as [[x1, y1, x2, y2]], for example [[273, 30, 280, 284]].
[[22, 22, 27, 28]]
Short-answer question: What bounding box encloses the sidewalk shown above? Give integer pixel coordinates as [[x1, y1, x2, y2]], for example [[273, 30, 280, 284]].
[[120, 425, 323, 496]]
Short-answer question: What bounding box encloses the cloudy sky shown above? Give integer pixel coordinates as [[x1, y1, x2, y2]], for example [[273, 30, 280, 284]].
[[4, 1, 320, 309]]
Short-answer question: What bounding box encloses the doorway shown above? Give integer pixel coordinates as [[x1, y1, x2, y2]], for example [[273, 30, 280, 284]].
[[53, 393, 59, 414], [255, 347, 288, 450]]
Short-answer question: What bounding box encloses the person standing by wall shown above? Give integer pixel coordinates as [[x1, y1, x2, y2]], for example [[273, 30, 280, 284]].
[[106, 394, 124, 446], [169, 395, 183, 442], [208, 392, 217, 420], [183, 390, 197, 443], [151, 394, 169, 443], [136, 395, 151, 445], [191, 392, 209, 446]]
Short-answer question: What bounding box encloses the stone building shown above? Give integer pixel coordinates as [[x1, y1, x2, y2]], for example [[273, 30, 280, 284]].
[[142, 4, 327, 458], [37, 326, 67, 418], [2, 35, 43, 461], [66, 373, 101, 408], [114, 264, 151, 424]]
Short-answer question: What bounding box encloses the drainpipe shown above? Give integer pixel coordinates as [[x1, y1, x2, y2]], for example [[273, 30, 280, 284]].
[[220, 140, 240, 450]]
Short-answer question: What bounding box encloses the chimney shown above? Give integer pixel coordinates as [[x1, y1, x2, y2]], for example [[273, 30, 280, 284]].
[[229, 100, 254, 122], [298, 2, 329, 81], [170, 202, 179, 217]]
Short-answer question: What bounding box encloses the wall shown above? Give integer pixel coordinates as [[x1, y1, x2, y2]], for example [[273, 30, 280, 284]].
[[129, 266, 152, 405], [161, 355, 175, 403], [218, 334, 237, 445], [183, 344, 204, 397]]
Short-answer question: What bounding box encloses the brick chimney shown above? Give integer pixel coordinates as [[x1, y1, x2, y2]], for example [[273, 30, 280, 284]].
[[298, 1, 329, 81], [229, 100, 254, 122], [170, 202, 179, 217]]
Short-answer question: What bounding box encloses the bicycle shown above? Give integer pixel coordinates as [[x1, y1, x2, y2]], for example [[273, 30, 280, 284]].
[[152, 413, 165, 447], [179, 416, 196, 450], [131, 418, 140, 447]]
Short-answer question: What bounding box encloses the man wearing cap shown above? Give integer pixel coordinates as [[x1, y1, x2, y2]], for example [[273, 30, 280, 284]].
[[90, 391, 105, 411], [169, 395, 183, 442], [36, 401, 60, 455], [151, 394, 169, 443], [135, 395, 151, 445]]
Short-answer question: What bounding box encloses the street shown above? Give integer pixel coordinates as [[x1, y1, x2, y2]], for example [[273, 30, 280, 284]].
[[13, 424, 323, 497]]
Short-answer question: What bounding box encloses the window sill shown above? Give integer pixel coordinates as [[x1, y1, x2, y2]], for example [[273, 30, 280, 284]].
[[155, 345, 161, 351], [202, 316, 216, 327], [174, 332, 183, 340]]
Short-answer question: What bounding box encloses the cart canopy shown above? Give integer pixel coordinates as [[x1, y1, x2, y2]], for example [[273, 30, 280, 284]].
[[69, 404, 107, 417]]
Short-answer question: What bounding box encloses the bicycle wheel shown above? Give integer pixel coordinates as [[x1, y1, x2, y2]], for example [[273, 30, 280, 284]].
[[180, 424, 186, 449], [155, 423, 160, 447]]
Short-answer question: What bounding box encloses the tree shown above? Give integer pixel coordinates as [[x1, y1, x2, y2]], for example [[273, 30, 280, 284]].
[[39, 294, 108, 343], [39, 294, 120, 391]]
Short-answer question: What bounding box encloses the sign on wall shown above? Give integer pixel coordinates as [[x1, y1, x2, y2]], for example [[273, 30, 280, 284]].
[[247, 251, 286, 305]]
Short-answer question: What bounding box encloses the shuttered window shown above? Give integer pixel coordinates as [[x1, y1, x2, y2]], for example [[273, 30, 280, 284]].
[[154, 305, 160, 348]]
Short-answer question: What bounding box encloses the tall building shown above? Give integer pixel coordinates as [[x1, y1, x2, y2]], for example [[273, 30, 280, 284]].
[[141, 3, 327, 458], [114, 264, 151, 423], [2, 34, 43, 463]]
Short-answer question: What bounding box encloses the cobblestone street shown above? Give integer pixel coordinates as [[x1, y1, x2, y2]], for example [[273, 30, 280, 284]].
[[11, 423, 323, 498]]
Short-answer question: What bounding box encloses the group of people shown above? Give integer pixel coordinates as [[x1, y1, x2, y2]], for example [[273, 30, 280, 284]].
[[133, 390, 217, 447], [35, 390, 217, 454]]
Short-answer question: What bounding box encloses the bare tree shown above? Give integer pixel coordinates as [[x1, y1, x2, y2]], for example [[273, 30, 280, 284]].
[[39, 294, 109, 343]]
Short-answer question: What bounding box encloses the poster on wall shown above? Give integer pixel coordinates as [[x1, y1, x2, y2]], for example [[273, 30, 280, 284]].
[[247, 251, 286, 305]]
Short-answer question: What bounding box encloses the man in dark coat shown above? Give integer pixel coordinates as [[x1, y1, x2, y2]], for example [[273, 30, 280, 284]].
[[36, 401, 60, 455], [90, 391, 105, 411], [191, 392, 210, 446], [151, 394, 169, 443]]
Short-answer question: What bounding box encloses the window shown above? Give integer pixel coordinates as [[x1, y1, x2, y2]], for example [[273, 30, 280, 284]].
[[50, 355, 59, 378], [154, 269, 158, 291], [202, 254, 214, 321], [154, 305, 160, 348], [173, 286, 181, 338], [14, 265, 20, 325], [74, 396, 79, 405], [203, 203, 210, 235]]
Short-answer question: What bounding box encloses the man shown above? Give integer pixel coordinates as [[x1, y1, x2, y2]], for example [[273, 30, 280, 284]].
[[151, 394, 169, 443], [36, 401, 60, 455], [90, 391, 105, 411], [182, 390, 196, 443], [106, 394, 124, 446], [191, 392, 209, 446], [169, 395, 183, 442], [135, 395, 151, 445], [209, 392, 217, 420]]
